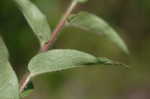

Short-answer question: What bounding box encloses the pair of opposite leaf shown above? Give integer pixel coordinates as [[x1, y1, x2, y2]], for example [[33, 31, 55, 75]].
[[0, 0, 129, 99]]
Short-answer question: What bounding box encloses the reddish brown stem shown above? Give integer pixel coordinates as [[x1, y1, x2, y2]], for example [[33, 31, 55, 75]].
[[19, 1, 78, 93], [40, 1, 78, 52]]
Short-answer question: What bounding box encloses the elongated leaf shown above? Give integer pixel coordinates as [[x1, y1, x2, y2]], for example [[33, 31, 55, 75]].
[[14, 0, 51, 46], [67, 12, 129, 54], [28, 49, 97, 76], [0, 36, 19, 99], [28, 49, 126, 77]]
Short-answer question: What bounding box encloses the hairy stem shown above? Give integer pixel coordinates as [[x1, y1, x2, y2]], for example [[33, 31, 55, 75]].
[[19, 0, 78, 93], [40, 1, 78, 52]]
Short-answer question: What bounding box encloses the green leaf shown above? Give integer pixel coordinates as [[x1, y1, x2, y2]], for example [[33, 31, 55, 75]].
[[13, 0, 51, 46], [97, 57, 117, 65], [28, 49, 97, 76], [67, 12, 129, 54], [0, 36, 19, 99], [97, 57, 128, 68], [28, 49, 126, 77], [74, 0, 88, 3], [21, 89, 33, 98]]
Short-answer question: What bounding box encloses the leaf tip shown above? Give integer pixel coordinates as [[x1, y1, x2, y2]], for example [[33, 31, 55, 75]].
[[97, 57, 129, 69]]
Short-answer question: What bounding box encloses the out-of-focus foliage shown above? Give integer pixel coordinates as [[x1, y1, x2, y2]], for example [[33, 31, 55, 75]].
[[21, 89, 33, 98], [1, 0, 150, 99], [0, 36, 19, 99], [74, 0, 88, 3]]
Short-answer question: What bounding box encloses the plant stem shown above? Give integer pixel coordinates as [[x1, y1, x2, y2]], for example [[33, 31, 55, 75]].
[[19, 72, 32, 93], [19, 0, 78, 93], [40, 0, 78, 52]]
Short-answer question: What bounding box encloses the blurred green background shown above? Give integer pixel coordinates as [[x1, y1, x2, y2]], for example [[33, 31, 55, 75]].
[[1, 0, 150, 99]]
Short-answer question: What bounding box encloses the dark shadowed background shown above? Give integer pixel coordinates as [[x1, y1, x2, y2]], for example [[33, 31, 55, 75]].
[[1, 0, 150, 99]]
